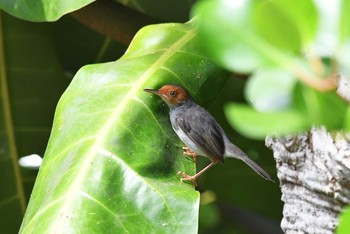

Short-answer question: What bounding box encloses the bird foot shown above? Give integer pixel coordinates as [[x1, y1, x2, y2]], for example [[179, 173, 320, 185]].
[[177, 171, 198, 186], [182, 147, 197, 163]]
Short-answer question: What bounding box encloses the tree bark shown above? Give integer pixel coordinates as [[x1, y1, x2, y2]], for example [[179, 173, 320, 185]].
[[266, 127, 350, 233], [337, 75, 350, 103]]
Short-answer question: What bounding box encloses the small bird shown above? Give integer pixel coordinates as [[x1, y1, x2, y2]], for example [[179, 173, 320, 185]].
[[144, 85, 274, 186]]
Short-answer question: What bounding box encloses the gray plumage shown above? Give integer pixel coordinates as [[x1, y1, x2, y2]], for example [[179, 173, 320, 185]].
[[170, 100, 274, 182]]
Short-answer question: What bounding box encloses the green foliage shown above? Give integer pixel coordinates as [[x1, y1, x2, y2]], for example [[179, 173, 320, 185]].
[[0, 12, 68, 234], [225, 104, 307, 140], [337, 206, 350, 234], [19, 22, 230, 233], [202, 78, 281, 219], [193, 0, 350, 139], [0, 0, 296, 233], [292, 84, 347, 128], [0, 0, 196, 22], [252, 0, 318, 51], [192, 0, 318, 73], [245, 69, 296, 111], [0, 0, 93, 21], [114, 0, 195, 22], [339, 0, 350, 41], [226, 82, 347, 140]]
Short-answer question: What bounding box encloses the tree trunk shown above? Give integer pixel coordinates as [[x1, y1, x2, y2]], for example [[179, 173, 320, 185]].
[[266, 127, 350, 233]]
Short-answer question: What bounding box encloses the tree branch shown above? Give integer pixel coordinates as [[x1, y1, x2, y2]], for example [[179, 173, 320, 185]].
[[291, 64, 338, 92], [70, 0, 160, 45], [266, 127, 350, 233]]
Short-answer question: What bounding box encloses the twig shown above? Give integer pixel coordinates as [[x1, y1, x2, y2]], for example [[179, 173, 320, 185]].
[[70, 0, 160, 45], [291, 63, 338, 91]]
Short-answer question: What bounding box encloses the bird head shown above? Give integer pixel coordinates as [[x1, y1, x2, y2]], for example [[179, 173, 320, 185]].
[[144, 85, 192, 107]]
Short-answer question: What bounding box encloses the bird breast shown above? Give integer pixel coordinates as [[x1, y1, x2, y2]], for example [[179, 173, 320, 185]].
[[172, 124, 206, 156]]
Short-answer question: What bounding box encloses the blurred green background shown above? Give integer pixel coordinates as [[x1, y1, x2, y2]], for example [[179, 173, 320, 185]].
[[4, 0, 349, 233], [0, 9, 281, 233]]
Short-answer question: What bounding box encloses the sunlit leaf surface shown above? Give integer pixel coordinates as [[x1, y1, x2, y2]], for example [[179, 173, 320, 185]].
[[19, 22, 229, 233]]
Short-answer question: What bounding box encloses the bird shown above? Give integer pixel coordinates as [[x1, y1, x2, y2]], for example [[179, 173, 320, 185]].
[[144, 84, 274, 186]]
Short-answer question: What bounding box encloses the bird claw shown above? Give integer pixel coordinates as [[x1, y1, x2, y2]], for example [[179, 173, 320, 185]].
[[177, 171, 198, 186], [182, 147, 198, 163]]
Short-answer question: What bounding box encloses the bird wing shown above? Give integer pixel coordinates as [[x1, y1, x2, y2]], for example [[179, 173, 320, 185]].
[[175, 106, 225, 163]]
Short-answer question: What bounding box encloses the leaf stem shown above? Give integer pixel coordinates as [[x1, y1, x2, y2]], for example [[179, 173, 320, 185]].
[[70, 0, 160, 45], [290, 61, 338, 92], [0, 12, 27, 213]]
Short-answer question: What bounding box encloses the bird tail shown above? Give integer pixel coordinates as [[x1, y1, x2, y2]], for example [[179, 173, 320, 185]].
[[225, 142, 275, 182]]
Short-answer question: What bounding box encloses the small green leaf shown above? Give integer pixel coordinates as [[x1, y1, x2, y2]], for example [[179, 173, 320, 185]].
[[193, 0, 277, 73], [337, 0, 350, 74], [344, 107, 350, 131], [192, 0, 318, 73], [252, 1, 301, 52], [338, 42, 350, 75], [293, 84, 347, 129], [225, 103, 308, 140], [252, 0, 317, 51], [337, 206, 350, 234], [245, 69, 296, 111], [339, 0, 350, 42]]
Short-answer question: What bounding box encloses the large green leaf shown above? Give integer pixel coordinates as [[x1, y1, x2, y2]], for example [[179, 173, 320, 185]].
[[0, 0, 93, 21], [20, 22, 229, 233], [0, 12, 67, 234]]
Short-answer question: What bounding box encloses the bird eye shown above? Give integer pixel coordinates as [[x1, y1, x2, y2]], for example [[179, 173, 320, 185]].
[[169, 91, 177, 97]]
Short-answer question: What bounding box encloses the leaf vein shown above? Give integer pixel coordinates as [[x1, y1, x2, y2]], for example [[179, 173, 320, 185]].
[[132, 96, 172, 140], [100, 148, 179, 226], [79, 189, 129, 233]]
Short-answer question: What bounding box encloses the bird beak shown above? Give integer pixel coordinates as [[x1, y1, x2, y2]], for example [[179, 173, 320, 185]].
[[144, 88, 160, 96]]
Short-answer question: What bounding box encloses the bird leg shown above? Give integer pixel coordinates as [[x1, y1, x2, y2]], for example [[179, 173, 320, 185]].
[[177, 159, 219, 186], [182, 147, 198, 163]]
